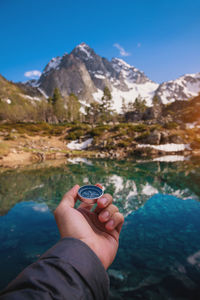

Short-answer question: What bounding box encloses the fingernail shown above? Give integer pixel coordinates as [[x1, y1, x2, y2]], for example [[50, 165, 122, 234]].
[[100, 198, 107, 205], [107, 219, 114, 229], [101, 210, 110, 220]]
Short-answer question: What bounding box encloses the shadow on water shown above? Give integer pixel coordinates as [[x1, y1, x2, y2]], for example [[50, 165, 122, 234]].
[[0, 157, 200, 299]]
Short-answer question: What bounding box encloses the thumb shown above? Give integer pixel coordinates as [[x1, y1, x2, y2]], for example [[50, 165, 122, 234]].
[[60, 184, 80, 208]]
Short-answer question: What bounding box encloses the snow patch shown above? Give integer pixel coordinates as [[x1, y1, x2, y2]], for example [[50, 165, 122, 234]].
[[38, 88, 48, 98], [67, 138, 93, 150], [79, 100, 91, 115], [44, 56, 62, 73], [92, 89, 104, 103], [76, 43, 93, 60], [112, 58, 132, 69], [138, 143, 190, 152], [22, 94, 41, 101], [6, 99, 12, 104], [94, 74, 105, 79]]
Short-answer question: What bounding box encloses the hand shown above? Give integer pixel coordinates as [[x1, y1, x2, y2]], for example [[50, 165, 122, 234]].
[[54, 184, 124, 269]]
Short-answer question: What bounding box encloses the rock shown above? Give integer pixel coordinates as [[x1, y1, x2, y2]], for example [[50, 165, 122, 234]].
[[144, 103, 164, 121], [125, 111, 143, 122], [169, 134, 184, 143], [160, 131, 170, 143], [139, 130, 161, 145]]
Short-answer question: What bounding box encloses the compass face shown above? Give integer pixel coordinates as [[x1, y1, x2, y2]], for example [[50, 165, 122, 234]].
[[78, 185, 103, 204]]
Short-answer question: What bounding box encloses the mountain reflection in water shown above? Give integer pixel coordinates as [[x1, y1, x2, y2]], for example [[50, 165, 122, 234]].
[[0, 158, 200, 299]]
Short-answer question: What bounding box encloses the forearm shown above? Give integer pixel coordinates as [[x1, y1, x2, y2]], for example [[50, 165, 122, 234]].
[[0, 238, 109, 300]]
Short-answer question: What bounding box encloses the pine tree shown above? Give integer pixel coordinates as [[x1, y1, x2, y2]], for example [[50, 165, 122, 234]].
[[52, 88, 66, 122], [133, 95, 147, 112], [99, 86, 113, 122], [121, 98, 127, 114], [66, 93, 81, 122], [86, 102, 101, 124], [152, 95, 160, 106]]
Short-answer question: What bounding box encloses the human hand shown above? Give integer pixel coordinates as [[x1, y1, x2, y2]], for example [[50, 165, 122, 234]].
[[54, 184, 124, 269]]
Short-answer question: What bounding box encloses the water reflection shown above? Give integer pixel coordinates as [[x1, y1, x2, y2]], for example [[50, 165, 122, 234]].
[[0, 158, 200, 298], [1, 158, 200, 216], [110, 194, 200, 299]]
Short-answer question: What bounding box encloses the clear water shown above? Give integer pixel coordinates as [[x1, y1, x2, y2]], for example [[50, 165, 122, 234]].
[[0, 158, 200, 299]]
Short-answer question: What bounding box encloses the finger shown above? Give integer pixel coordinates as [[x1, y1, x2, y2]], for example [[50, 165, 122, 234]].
[[60, 184, 80, 208], [116, 220, 124, 234], [105, 212, 124, 232], [98, 204, 119, 223], [95, 183, 103, 189], [94, 193, 113, 213]]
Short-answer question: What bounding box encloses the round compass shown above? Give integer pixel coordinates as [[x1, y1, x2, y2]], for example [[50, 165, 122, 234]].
[[78, 185, 104, 204]]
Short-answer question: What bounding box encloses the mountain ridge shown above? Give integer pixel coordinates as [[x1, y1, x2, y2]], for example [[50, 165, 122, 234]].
[[25, 42, 200, 112]]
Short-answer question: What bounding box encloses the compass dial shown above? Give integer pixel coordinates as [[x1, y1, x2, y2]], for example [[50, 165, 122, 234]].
[[78, 185, 104, 204]]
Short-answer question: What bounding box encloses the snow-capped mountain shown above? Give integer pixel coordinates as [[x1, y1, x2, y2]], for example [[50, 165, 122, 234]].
[[155, 73, 200, 104], [28, 43, 200, 112]]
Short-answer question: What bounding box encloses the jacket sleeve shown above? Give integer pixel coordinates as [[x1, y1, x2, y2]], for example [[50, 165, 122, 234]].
[[0, 237, 109, 300]]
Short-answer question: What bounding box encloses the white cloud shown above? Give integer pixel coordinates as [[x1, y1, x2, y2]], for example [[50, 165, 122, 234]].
[[24, 70, 41, 78], [113, 43, 131, 57]]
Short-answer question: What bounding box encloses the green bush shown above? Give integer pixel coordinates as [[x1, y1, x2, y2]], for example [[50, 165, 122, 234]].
[[90, 125, 110, 137], [118, 140, 131, 148], [67, 129, 85, 140], [132, 124, 147, 132], [135, 131, 150, 141]]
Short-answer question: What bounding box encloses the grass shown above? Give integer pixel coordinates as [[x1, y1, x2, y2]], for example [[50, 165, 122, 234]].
[[0, 143, 10, 156], [0, 123, 67, 136]]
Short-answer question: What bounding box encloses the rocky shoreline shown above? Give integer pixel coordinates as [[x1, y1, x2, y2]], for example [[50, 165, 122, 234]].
[[0, 122, 200, 169]]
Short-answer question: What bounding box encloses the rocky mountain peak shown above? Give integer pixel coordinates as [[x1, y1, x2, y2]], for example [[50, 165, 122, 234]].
[[72, 42, 96, 61], [24, 42, 200, 113], [111, 57, 151, 85], [43, 56, 62, 75]]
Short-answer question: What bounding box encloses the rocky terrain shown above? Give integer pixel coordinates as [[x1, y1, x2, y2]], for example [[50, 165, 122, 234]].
[[0, 111, 200, 168]]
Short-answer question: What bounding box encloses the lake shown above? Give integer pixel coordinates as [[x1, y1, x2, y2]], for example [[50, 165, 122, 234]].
[[0, 157, 200, 299]]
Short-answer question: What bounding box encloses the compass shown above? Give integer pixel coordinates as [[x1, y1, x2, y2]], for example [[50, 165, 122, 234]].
[[78, 185, 104, 204]]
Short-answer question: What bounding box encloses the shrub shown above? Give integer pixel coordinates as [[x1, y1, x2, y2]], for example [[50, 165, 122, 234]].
[[67, 129, 85, 140], [163, 122, 178, 129], [135, 131, 150, 141], [118, 140, 131, 148], [90, 125, 110, 137], [132, 124, 147, 132]]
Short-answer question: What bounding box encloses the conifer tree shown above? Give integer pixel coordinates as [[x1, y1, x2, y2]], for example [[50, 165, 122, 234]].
[[52, 88, 66, 122], [121, 98, 127, 114], [99, 86, 113, 122], [152, 95, 160, 105], [133, 95, 147, 112], [66, 93, 81, 122]]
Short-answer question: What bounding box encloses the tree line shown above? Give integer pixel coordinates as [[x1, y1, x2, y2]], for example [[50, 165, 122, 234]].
[[0, 85, 161, 124]]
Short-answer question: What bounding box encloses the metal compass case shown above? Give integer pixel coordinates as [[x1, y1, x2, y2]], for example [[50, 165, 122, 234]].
[[78, 185, 104, 204]]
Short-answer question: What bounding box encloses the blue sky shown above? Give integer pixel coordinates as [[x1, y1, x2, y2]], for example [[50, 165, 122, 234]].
[[0, 0, 200, 83]]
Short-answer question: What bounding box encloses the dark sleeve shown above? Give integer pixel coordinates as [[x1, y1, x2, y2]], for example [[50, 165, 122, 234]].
[[0, 238, 109, 300]]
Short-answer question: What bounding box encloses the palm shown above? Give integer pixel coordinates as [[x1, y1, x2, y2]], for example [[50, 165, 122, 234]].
[[54, 185, 124, 270], [65, 207, 119, 269]]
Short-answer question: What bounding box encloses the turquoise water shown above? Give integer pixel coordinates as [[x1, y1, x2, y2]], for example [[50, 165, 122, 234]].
[[0, 158, 200, 299]]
